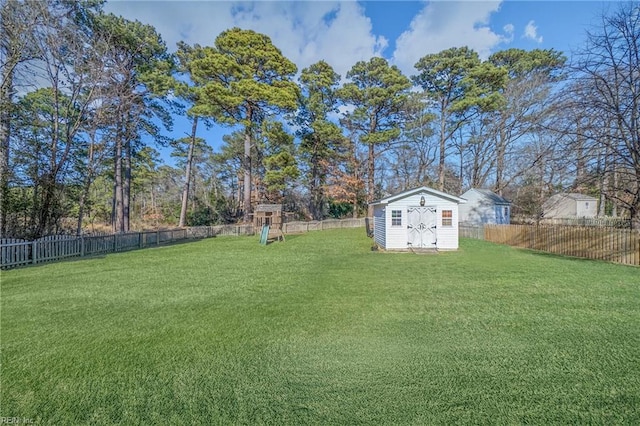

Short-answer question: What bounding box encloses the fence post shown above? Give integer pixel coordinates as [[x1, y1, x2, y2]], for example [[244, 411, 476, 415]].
[[139, 232, 144, 249], [31, 240, 37, 265], [80, 236, 85, 257]]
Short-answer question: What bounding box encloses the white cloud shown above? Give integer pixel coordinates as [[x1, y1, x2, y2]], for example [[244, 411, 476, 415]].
[[228, 1, 388, 77], [391, 1, 511, 76], [523, 20, 543, 43], [503, 23, 514, 34], [103, 1, 386, 78], [103, 1, 236, 48]]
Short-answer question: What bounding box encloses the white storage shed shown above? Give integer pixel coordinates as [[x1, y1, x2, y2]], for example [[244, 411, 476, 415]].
[[371, 186, 466, 251]]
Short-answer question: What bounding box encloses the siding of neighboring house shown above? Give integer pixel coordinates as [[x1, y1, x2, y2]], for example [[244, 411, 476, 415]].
[[543, 193, 598, 218], [576, 198, 597, 217], [459, 189, 511, 225]]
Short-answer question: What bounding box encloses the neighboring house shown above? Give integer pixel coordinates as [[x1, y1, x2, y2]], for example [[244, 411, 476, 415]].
[[371, 186, 466, 251], [542, 193, 598, 218], [459, 188, 511, 225]]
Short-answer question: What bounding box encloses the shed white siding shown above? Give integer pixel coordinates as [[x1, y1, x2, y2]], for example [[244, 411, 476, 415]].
[[371, 187, 464, 251], [576, 198, 597, 217], [373, 204, 386, 248], [543, 193, 598, 219]]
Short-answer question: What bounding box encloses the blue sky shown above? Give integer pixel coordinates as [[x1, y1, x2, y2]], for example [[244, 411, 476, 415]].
[[103, 0, 617, 163]]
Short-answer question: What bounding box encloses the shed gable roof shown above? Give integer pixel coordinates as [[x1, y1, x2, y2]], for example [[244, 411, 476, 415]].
[[254, 204, 282, 212], [371, 186, 466, 206], [563, 193, 598, 201], [543, 193, 597, 208], [463, 188, 511, 205]]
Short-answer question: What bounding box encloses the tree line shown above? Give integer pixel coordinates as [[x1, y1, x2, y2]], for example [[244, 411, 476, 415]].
[[1, 0, 639, 239]]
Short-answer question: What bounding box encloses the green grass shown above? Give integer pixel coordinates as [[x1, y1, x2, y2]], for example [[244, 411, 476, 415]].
[[1, 228, 639, 425]]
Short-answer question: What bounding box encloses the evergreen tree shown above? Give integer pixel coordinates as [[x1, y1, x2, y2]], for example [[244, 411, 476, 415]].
[[189, 28, 299, 222], [298, 61, 346, 219], [338, 57, 411, 216], [413, 47, 506, 191]]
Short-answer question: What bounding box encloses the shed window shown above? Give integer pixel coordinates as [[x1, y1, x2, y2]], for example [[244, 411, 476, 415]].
[[391, 210, 402, 226], [442, 210, 453, 227], [504, 206, 509, 217]]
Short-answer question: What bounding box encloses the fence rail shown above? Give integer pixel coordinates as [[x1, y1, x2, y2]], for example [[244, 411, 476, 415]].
[[511, 216, 631, 228], [459, 225, 485, 240], [482, 224, 640, 266], [1, 218, 367, 269], [282, 218, 366, 233]]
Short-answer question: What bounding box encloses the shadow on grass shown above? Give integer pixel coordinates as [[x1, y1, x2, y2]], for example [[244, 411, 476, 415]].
[[260, 233, 305, 245]]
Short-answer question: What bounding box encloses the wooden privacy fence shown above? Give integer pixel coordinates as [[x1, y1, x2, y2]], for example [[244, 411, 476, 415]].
[[459, 224, 485, 240], [1, 218, 367, 269], [484, 224, 640, 266]]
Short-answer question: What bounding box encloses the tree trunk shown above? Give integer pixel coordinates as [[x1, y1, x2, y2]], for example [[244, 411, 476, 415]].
[[367, 143, 375, 217], [458, 146, 464, 194], [113, 128, 124, 233], [495, 126, 506, 196], [597, 147, 606, 217], [123, 137, 131, 232], [574, 120, 586, 189], [0, 66, 13, 237], [352, 191, 358, 219], [438, 114, 446, 192], [179, 116, 198, 227], [630, 200, 640, 231], [76, 133, 96, 235], [236, 172, 242, 216], [36, 173, 55, 237], [243, 123, 252, 223], [611, 162, 618, 218], [309, 141, 323, 220]]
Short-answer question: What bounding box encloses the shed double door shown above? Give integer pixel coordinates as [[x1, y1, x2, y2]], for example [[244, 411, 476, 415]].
[[407, 206, 437, 248]]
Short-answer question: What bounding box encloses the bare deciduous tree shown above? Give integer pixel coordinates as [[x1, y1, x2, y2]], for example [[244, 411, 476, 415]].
[[573, 2, 640, 228]]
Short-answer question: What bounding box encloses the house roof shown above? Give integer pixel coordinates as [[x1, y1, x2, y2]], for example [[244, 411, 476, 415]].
[[544, 193, 598, 206], [542, 192, 598, 209], [462, 188, 511, 205], [371, 186, 466, 206], [254, 204, 282, 212], [562, 193, 598, 201]]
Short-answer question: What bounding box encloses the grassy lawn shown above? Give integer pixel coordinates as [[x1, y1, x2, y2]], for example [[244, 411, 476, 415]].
[[1, 228, 639, 425]]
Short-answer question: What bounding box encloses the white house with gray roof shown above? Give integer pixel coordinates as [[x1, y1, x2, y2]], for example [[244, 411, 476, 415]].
[[459, 188, 511, 225], [542, 193, 598, 218]]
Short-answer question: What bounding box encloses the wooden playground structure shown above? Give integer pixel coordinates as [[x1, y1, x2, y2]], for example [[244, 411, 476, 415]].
[[252, 204, 286, 243]]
